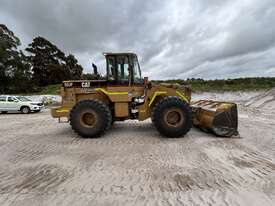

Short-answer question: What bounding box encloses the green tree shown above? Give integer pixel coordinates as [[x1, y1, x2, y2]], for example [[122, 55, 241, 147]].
[[8, 51, 33, 93], [26, 37, 84, 86], [0, 24, 20, 93], [0, 24, 32, 93], [26, 36, 68, 86], [66, 54, 83, 80]]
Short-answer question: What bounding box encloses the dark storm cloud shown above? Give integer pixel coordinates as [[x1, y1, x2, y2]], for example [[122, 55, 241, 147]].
[[1, 0, 275, 79]]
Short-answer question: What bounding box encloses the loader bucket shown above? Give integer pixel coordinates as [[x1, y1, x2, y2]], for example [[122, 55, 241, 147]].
[[191, 100, 239, 137]]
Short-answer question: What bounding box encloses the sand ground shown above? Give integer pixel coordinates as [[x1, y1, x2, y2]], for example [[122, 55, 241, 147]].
[[0, 101, 274, 205]]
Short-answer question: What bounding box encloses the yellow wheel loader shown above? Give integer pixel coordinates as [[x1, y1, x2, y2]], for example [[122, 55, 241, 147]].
[[51, 53, 238, 138]]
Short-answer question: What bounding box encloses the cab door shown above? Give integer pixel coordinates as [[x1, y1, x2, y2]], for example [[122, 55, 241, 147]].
[[0, 96, 7, 111], [106, 55, 131, 118], [129, 55, 144, 95], [107, 55, 130, 86], [6, 96, 19, 111]]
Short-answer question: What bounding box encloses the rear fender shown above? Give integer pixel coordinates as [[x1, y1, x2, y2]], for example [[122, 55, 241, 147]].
[[138, 89, 189, 121], [148, 90, 189, 108]]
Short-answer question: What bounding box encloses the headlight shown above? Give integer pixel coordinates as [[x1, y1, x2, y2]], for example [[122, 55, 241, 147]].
[[30, 103, 37, 105]]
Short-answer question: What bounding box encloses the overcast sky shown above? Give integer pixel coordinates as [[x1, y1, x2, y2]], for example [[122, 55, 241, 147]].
[[1, 0, 275, 79]]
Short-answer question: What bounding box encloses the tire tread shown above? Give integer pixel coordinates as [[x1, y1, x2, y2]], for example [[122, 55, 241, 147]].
[[152, 96, 192, 137], [70, 99, 111, 138]]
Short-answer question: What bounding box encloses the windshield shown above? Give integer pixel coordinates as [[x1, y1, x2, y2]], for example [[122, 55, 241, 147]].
[[16, 96, 31, 102], [133, 57, 142, 83], [117, 56, 129, 82]]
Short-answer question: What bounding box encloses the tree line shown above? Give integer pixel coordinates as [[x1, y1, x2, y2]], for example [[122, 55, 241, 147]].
[[0, 24, 84, 94], [153, 77, 275, 92]]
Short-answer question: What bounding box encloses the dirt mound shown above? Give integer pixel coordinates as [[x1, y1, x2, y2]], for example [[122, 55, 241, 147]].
[[245, 88, 275, 109], [27, 95, 61, 106], [192, 91, 261, 103]]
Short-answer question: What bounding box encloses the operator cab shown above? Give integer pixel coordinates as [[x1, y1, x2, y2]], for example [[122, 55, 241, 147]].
[[104, 53, 143, 85]]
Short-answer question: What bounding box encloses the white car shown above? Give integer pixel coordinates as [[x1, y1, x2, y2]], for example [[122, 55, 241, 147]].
[[0, 95, 44, 114]]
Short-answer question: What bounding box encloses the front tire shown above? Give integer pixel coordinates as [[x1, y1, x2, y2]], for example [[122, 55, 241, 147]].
[[152, 97, 192, 137], [70, 100, 112, 138], [21, 106, 30, 114]]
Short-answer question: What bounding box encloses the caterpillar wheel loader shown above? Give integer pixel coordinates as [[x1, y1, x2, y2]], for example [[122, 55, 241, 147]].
[[51, 53, 238, 138]]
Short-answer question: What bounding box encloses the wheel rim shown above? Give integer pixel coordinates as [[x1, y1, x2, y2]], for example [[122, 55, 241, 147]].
[[164, 108, 185, 127], [80, 110, 97, 128], [23, 108, 29, 113]]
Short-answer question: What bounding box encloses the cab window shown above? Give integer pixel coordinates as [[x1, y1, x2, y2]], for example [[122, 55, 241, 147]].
[[107, 55, 130, 83], [0, 96, 6, 102], [107, 57, 116, 81], [8, 97, 16, 102], [133, 57, 142, 83], [117, 56, 129, 82]]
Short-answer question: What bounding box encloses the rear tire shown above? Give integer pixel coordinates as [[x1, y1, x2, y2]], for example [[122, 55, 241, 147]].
[[152, 96, 192, 137], [21, 106, 30, 114], [70, 100, 111, 138]]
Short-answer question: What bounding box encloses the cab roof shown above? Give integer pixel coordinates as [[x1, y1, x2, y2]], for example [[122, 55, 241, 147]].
[[103, 52, 137, 56]]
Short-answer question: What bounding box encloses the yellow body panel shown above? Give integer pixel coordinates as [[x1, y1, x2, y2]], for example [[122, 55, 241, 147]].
[[115, 102, 129, 117], [51, 107, 70, 118], [51, 82, 191, 121]]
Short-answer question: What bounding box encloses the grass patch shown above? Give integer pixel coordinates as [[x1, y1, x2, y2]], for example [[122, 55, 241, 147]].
[[153, 77, 275, 92], [37, 84, 61, 95]]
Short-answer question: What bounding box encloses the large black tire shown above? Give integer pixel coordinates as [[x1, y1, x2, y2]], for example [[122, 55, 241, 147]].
[[152, 97, 192, 137], [70, 100, 112, 138]]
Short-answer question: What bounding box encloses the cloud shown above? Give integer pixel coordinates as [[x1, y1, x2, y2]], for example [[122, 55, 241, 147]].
[[0, 0, 275, 79]]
